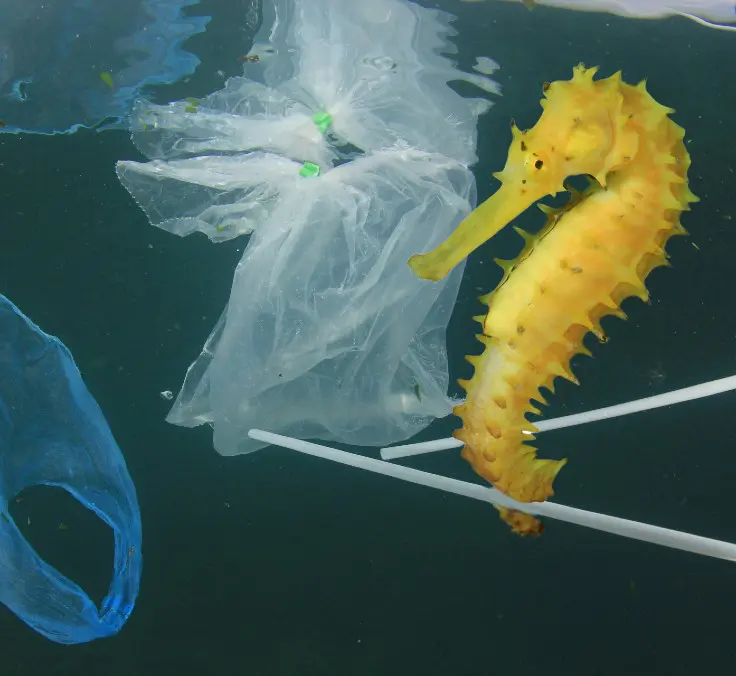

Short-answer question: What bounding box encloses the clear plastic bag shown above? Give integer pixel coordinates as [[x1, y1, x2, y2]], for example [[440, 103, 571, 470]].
[[117, 0, 499, 454], [0, 295, 142, 644]]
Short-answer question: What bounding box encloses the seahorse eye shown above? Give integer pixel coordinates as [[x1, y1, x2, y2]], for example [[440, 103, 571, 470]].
[[534, 159, 544, 170]]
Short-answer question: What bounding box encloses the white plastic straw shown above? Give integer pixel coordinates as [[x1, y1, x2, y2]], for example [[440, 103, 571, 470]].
[[381, 374, 736, 460], [249, 429, 736, 564]]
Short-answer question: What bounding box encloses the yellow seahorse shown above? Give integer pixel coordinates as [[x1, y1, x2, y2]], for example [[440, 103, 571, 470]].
[[408, 64, 697, 535]]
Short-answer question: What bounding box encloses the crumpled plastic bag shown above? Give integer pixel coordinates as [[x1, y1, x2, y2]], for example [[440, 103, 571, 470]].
[[0, 295, 142, 644], [116, 0, 499, 454]]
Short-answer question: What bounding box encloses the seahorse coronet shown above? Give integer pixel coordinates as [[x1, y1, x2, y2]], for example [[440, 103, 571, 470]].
[[409, 64, 696, 536]]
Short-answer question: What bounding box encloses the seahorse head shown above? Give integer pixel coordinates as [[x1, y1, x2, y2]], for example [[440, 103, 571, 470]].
[[500, 65, 639, 192], [409, 64, 639, 282]]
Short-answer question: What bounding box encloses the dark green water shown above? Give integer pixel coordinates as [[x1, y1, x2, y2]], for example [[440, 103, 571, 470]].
[[0, 0, 735, 673]]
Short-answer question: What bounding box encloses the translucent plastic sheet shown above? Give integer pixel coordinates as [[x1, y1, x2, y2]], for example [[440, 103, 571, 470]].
[[0, 295, 142, 644], [489, 0, 736, 28], [117, 0, 498, 454], [116, 151, 309, 242], [0, 0, 209, 134]]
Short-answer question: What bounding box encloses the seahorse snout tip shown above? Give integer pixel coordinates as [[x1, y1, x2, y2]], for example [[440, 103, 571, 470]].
[[407, 253, 446, 282]]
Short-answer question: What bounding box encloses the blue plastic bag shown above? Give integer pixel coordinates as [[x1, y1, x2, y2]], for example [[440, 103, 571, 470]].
[[0, 295, 142, 644], [0, 0, 210, 134]]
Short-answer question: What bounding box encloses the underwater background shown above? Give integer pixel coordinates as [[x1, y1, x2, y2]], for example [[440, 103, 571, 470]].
[[0, 0, 735, 673]]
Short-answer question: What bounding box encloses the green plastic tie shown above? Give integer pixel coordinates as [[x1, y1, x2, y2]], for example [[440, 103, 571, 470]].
[[312, 111, 332, 134], [299, 162, 320, 178]]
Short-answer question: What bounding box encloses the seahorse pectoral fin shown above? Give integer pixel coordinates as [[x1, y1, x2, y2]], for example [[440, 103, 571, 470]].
[[408, 181, 548, 282]]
